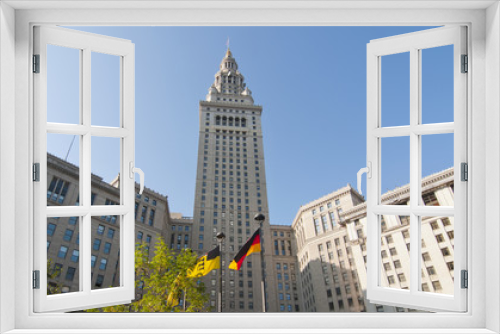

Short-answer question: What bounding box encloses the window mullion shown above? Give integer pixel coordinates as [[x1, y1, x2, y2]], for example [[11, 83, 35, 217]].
[[365, 48, 380, 298], [409, 47, 421, 294], [122, 50, 135, 293], [81, 47, 92, 294]]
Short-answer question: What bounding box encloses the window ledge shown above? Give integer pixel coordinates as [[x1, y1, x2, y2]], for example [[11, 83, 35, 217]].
[[3, 329, 498, 334]]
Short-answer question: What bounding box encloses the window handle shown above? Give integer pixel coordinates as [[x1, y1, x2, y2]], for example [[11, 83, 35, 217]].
[[357, 162, 371, 195], [129, 162, 145, 195]]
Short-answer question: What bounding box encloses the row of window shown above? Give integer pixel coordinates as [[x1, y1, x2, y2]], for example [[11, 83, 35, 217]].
[[135, 203, 155, 226], [214, 116, 247, 127], [136, 193, 157, 206], [211, 300, 255, 310], [311, 199, 341, 215], [313, 212, 338, 235], [214, 97, 247, 103], [47, 177, 69, 204], [212, 289, 254, 299], [137, 231, 152, 243], [199, 200, 264, 212], [48, 223, 116, 240], [277, 273, 294, 281], [211, 279, 254, 288], [279, 304, 297, 312], [205, 107, 258, 115], [274, 239, 292, 256], [49, 250, 109, 274], [49, 263, 107, 289], [272, 230, 290, 238]]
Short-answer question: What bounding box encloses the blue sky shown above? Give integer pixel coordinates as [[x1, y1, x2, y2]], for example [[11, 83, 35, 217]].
[[47, 26, 454, 225]]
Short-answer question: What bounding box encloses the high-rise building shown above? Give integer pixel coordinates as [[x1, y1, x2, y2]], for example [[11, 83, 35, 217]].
[[192, 48, 275, 312]]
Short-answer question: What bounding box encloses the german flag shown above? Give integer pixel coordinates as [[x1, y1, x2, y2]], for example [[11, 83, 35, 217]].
[[229, 228, 261, 270], [187, 245, 220, 278]]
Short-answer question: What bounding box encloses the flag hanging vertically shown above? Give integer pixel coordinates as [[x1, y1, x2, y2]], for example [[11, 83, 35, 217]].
[[166, 290, 180, 308], [229, 228, 261, 270], [187, 245, 221, 278], [166, 275, 181, 308]]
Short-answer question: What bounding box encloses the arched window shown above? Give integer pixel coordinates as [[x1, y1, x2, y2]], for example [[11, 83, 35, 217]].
[[235, 118, 240, 127], [228, 117, 233, 126], [216, 116, 221, 126], [241, 118, 246, 127], [222, 116, 227, 126]]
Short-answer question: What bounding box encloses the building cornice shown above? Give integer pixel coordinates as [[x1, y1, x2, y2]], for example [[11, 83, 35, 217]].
[[291, 185, 362, 229], [199, 100, 263, 111], [341, 167, 455, 222]]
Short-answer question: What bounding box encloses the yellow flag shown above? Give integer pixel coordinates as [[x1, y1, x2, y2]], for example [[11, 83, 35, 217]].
[[166, 290, 180, 308], [187, 245, 220, 278]]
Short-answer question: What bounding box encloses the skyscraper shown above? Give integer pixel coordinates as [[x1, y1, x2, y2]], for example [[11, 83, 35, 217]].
[[192, 48, 274, 312]]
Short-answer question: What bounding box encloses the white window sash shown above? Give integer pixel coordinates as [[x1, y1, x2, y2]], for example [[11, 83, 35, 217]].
[[33, 26, 136, 312], [366, 26, 467, 312]]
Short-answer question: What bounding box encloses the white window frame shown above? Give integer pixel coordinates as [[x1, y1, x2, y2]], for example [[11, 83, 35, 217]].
[[1, 1, 499, 333], [366, 26, 467, 312]]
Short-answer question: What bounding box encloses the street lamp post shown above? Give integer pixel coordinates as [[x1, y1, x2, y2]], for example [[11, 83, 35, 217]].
[[216, 232, 225, 313], [254, 213, 267, 312]]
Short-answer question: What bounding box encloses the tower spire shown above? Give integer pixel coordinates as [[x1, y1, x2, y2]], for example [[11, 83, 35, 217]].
[[206, 47, 254, 104]]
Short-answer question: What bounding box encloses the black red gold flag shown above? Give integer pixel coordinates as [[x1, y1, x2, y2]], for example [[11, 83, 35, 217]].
[[229, 228, 261, 270]]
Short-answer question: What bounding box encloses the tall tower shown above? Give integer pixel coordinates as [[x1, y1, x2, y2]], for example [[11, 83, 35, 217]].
[[193, 48, 274, 312]]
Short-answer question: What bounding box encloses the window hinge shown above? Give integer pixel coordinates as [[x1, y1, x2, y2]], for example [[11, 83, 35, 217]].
[[461, 162, 468, 181], [33, 54, 40, 73], [33, 163, 40, 182], [461, 270, 468, 289], [461, 54, 468, 73], [33, 270, 40, 289]]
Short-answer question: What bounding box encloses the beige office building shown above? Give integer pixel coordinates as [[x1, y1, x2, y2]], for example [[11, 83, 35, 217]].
[[269, 224, 302, 312], [292, 185, 366, 312], [292, 168, 456, 313], [343, 168, 456, 312], [46, 153, 171, 296], [169, 213, 194, 251]]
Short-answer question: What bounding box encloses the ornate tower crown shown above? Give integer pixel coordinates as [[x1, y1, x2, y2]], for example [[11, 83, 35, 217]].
[[206, 48, 254, 105]]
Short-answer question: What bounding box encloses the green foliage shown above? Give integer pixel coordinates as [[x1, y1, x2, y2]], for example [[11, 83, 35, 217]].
[[86, 236, 210, 313], [47, 259, 63, 295]]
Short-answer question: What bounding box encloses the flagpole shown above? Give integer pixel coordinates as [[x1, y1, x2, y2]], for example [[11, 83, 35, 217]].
[[254, 213, 267, 312], [216, 232, 225, 313], [183, 289, 187, 311]]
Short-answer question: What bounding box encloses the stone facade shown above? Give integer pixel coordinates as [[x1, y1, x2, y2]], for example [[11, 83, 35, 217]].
[[46, 153, 171, 296], [292, 185, 366, 312], [269, 224, 301, 312], [293, 168, 456, 313], [192, 48, 277, 312], [169, 213, 194, 251], [343, 168, 456, 312]]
